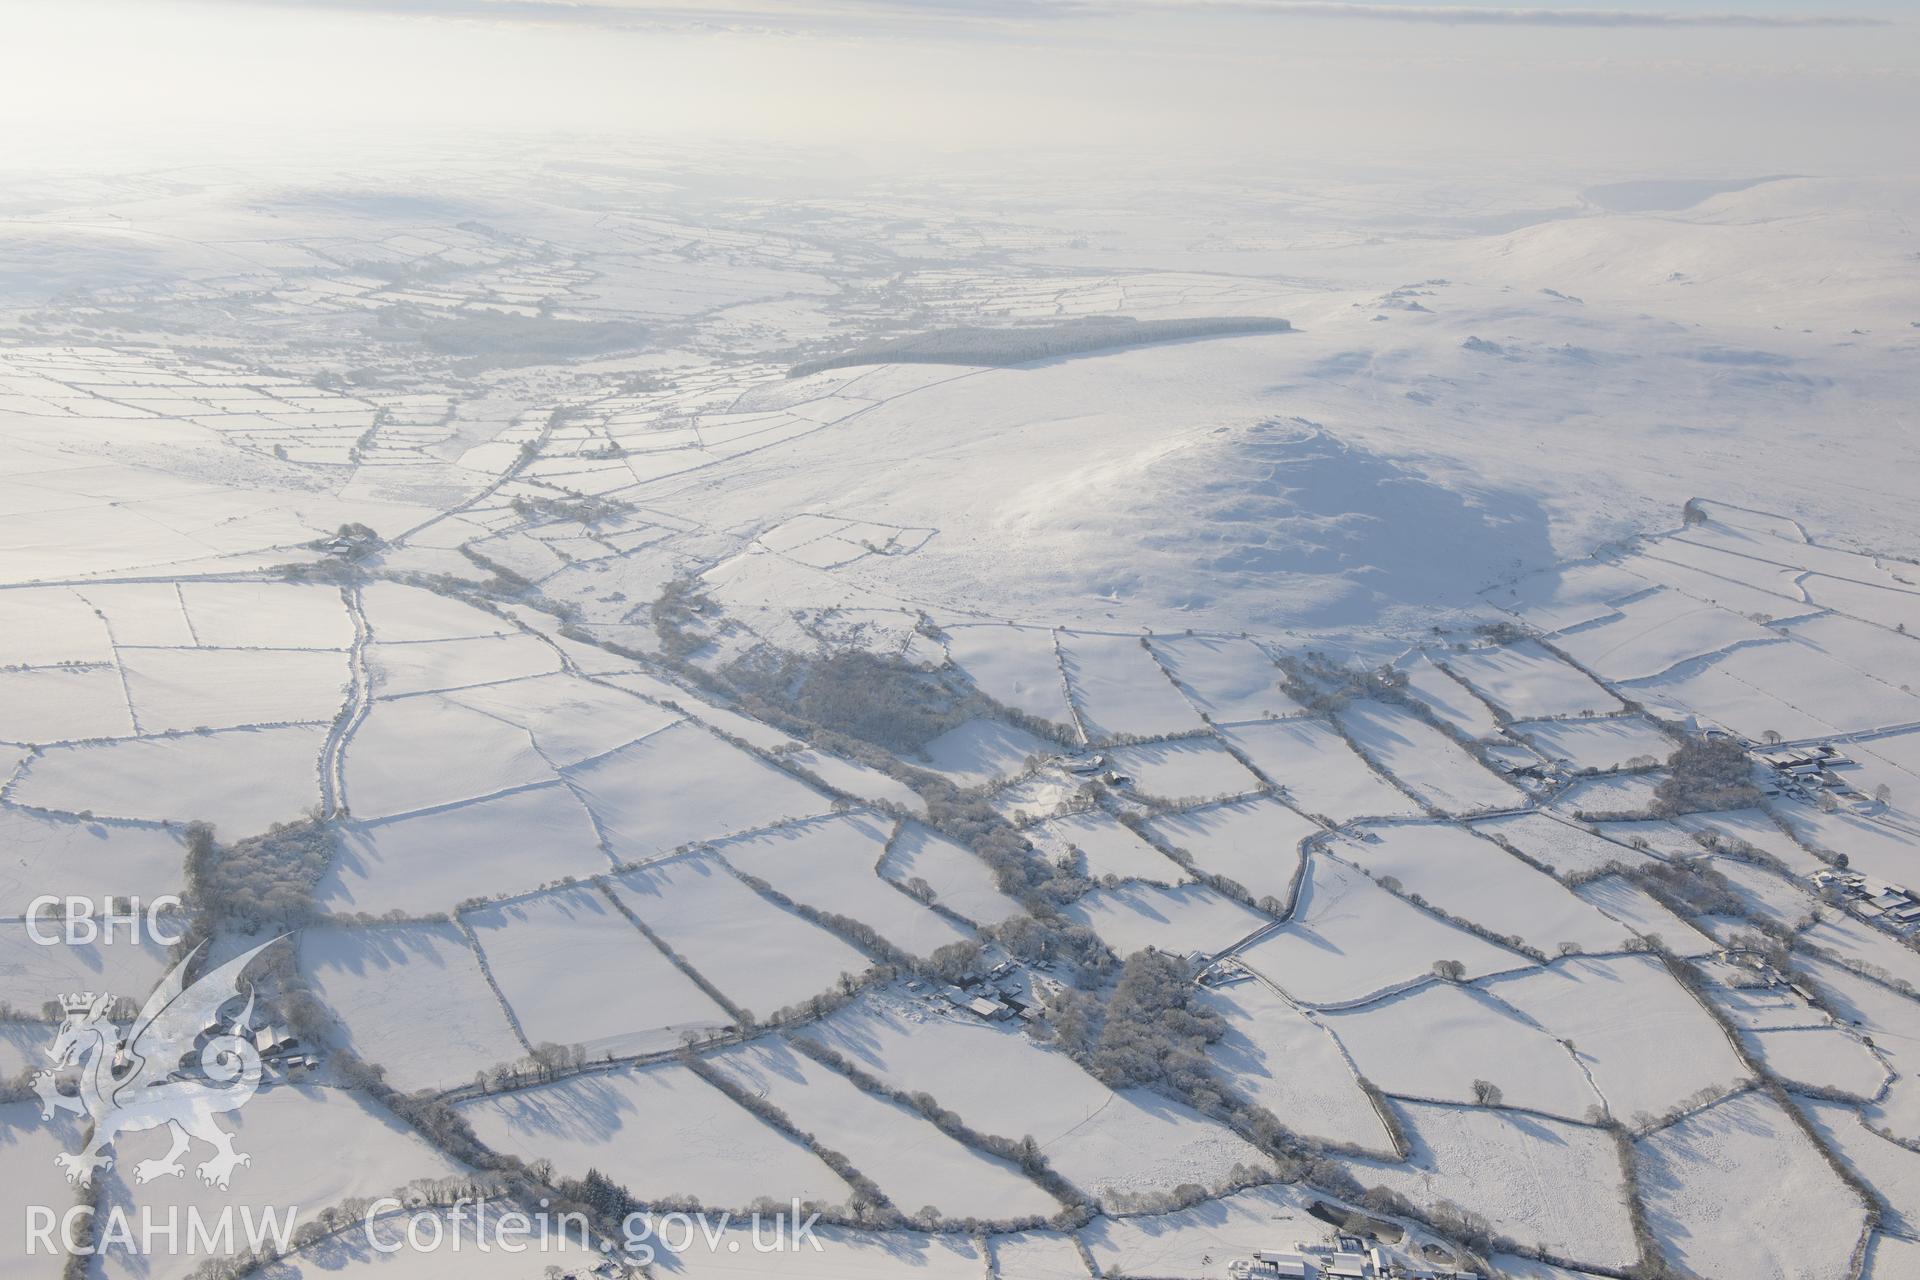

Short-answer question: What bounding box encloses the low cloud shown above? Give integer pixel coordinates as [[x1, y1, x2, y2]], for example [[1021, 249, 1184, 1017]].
[[202, 0, 1893, 31], [1200, 1, 1887, 26]]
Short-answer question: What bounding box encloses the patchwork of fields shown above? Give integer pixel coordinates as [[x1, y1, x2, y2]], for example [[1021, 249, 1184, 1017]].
[[2, 167, 1918, 1280]]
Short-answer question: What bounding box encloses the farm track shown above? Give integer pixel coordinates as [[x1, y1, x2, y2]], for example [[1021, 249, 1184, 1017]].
[[319, 583, 374, 820]]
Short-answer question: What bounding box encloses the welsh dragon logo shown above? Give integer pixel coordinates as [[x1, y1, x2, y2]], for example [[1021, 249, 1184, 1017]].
[[35, 938, 283, 1190]]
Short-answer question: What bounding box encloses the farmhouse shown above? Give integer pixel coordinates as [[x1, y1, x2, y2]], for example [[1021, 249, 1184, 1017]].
[[937, 980, 1022, 1022], [252, 1025, 298, 1056], [1230, 1240, 1383, 1280], [1813, 869, 1869, 899], [1199, 958, 1255, 988], [1229, 1252, 1310, 1279], [1754, 743, 1858, 801], [965, 994, 1014, 1021], [1229, 1233, 1491, 1280], [1811, 870, 1920, 936], [1500, 760, 1564, 784], [1717, 947, 1793, 988]]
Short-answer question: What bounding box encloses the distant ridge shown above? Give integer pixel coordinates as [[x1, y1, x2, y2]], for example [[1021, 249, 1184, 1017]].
[[786, 314, 1292, 378]]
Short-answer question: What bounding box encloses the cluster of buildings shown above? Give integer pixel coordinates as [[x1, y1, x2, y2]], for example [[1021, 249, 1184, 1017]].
[[906, 959, 1046, 1024], [1230, 1237, 1481, 1280], [1197, 957, 1257, 989], [248, 1024, 320, 1079], [1063, 751, 1133, 789], [1754, 743, 1862, 804], [1812, 869, 1920, 933], [1714, 947, 1819, 1002], [1496, 757, 1571, 788], [100, 1021, 318, 1088]]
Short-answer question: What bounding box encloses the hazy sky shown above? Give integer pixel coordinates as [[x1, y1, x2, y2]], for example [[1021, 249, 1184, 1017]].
[[3, 0, 1915, 178]]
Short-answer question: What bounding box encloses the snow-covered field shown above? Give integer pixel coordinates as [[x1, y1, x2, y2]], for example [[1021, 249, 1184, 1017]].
[[1798, 1097, 1920, 1236], [466, 885, 731, 1056], [661, 1226, 991, 1279], [707, 1038, 1061, 1221], [1334, 700, 1522, 815], [569, 721, 836, 859], [0, 1104, 83, 1278], [1552, 590, 1762, 682], [95, 1086, 464, 1280], [990, 1231, 1093, 1280], [1032, 809, 1190, 884], [1218, 719, 1422, 823], [1237, 854, 1521, 1005], [300, 924, 526, 1092], [10, 724, 328, 835], [1323, 982, 1600, 1119], [1866, 1234, 1920, 1280], [0, 924, 169, 1012], [1398, 652, 1504, 739], [318, 784, 611, 915], [1058, 632, 1205, 741], [1145, 796, 1317, 903], [714, 813, 973, 959], [1553, 771, 1665, 817], [1510, 716, 1674, 772], [1469, 812, 1656, 880], [1483, 956, 1748, 1125], [944, 625, 1075, 726], [1443, 643, 1623, 721], [879, 822, 1025, 926], [1338, 822, 1632, 956], [1059, 881, 1268, 958], [1636, 1091, 1866, 1280], [1573, 876, 1715, 957], [916, 717, 1052, 788], [2, 138, 1915, 1280], [802, 996, 1269, 1200], [0, 808, 184, 914], [1201, 981, 1394, 1154], [344, 694, 556, 820], [611, 855, 874, 1018], [1746, 1025, 1890, 1099], [1344, 1101, 1639, 1269], [1148, 635, 1300, 724], [459, 1063, 851, 1208], [1802, 957, 1920, 1144], [1099, 738, 1261, 805]]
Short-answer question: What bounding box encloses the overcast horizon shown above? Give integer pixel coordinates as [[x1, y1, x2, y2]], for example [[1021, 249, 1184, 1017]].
[[5, 0, 1917, 178]]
